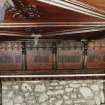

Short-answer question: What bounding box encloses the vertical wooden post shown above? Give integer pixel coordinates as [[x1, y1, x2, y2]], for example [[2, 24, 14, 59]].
[[21, 42, 27, 72], [81, 39, 88, 72], [52, 41, 57, 71]]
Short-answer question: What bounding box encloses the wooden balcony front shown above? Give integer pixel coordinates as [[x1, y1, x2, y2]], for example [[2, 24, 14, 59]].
[[0, 39, 105, 76]]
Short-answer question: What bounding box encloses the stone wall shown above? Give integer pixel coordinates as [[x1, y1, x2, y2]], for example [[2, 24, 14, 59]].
[[2, 80, 105, 105]]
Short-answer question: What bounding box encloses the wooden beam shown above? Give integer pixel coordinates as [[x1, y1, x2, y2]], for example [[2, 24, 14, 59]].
[[0, 22, 105, 28], [44, 27, 105, 36]]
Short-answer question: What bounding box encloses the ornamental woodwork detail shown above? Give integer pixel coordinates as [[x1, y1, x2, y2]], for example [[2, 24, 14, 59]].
[[12, 0, 40, 19]]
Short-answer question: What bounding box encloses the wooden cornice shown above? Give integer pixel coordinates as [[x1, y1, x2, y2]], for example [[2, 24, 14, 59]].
[[37, 0, 105, 20]]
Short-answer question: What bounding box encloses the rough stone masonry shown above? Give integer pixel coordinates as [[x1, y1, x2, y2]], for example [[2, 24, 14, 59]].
[[2, 80, 105, 105]]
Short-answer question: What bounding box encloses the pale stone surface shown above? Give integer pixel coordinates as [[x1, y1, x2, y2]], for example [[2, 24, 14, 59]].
[[70, 83, 81, 88], [65, 100, 72, 104], [47, 91, 54, 95], [55, 86, 63, 90], [55, 90, 64, 94], [80, 87, 94, 98], [55, 100, 63, 105], [100, 91, 105, 103], [91, 85, 100, 91], [50, 82, 58, 86], [7, 91, 14, 98], [71, 93, 77, 99], [21, 83, 32, 92], [2, 80, 104, 105], [65, 87, 73, 92], [12, 85, 19, 90], [59, 81, 67, 85], [3, 100, 13, 105], [63, 95, 69, 100], [95, 96, 101, 105], [38, 93, 48, 103], [35, 84, 46, 92], [14, 95, 24, 104]]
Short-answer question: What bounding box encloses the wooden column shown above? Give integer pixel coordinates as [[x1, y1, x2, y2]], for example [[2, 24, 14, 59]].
[[81, 39, 88, 72]]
